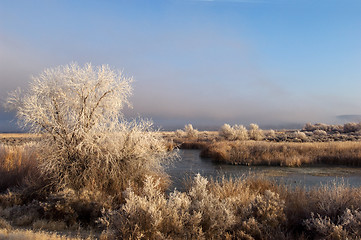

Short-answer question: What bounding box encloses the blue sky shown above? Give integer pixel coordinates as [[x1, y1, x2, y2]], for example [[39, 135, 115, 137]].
[[1, 0, 361, 131]]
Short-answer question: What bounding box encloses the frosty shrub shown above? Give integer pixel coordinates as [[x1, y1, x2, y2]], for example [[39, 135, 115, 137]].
[[219, 124, 248, 141], [184, 124, 199, 138], [304, 213, 347, 240], [293, 131, 308, 141], [238, 190, 286, 239], [248, 123, 264, 141], [304, 209, 361, 239], [233, 125, 249, 141], [266, 129, 276, 138], [249, 190, 286, 228], [303, 123, 345, 133], [219, 124, 234, 140], [308, 181, 361, 222], [303, 123, 330, 132], [7, 63, 175, 196], [343, 122, 361, 133], [175, 129, 185, 138], [313, 129, 327, 136], [102, 176, 204, 239], [102, 174, 237, 239], [188, 174, 236, 238]]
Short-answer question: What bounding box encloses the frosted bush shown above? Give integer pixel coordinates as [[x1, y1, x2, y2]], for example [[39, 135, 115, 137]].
[[188, 174, 236, 238], [6, 63, 175, 195], [343, 122, 361, 133], [219, 124, 234, 140], [184, 124, 199, 138], [234, 125, 249, 141], [175, 129, 185, 138], [303, 123, 345, 133], [266, 129, 276, 138], [249, 190, 286, 228], [304, 209, 361, 239], [304, 213, 347, 239], [236, 190, 286, 239], [219, 124, 248, 141], [293, 131, 308, 141], [248, 123, 264, 141], [340, 209, 361, 236], [116, 176, 199, 239], [313, 129, 327, 136], [309, 182, 358, 222], [303, 123, 315, 131], [303, 123, 330, 132]]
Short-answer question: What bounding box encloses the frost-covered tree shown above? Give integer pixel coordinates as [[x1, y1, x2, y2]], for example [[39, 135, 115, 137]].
[[7, 63, 174, 195], [248, 123, 264, 141]]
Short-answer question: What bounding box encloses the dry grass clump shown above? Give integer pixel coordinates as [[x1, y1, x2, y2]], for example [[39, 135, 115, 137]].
[[0, 142, 39, 192], [0, 228, 88, 240], [283, 181, 361, 236], [0, 217, 12, 230], [175, 124, 199, 139], [287, 181, 361, 240], [0, 188, 113, 236], [201, 140, 361, 166], [170, 130, 218, 150], [0, 133, 42, 146]]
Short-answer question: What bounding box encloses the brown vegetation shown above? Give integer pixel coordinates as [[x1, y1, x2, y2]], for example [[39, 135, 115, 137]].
[[201, 140, 361, 166], [3, 63, 361, 239], [99, 174, 361, 240], [0, 143, 39, 192], [0, 133, 41, 145], [1, 141, 361, 239], [0, 228, 87, 240]]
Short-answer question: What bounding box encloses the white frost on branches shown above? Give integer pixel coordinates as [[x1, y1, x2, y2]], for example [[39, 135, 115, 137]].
[[7, 63, 175, 194]]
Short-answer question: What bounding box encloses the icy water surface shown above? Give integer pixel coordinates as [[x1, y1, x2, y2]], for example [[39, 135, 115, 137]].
[[166, 149, 361, 191]]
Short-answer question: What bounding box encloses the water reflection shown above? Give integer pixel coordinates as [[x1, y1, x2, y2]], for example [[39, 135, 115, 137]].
[[166, 149, 361, 191]]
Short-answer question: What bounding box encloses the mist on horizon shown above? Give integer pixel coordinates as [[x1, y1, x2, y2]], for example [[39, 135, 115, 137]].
[[1, 0, 361, 132]]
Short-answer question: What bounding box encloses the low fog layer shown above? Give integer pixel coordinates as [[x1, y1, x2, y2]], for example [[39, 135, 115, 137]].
[[1, 0, 361, 131]]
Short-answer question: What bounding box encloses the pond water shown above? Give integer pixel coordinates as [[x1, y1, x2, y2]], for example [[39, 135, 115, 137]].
[[165, 149, 361, 191]]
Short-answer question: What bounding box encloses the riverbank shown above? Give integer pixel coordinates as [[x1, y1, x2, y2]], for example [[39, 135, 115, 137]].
[[1, 136, 361, 239], [200, 140, 361, 167]]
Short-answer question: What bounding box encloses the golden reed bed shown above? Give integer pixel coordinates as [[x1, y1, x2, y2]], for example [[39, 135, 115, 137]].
[[201, 140, 361, 167]]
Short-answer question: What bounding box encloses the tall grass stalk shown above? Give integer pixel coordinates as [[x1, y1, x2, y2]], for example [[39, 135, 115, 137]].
[[0, 143, 39, 192]]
